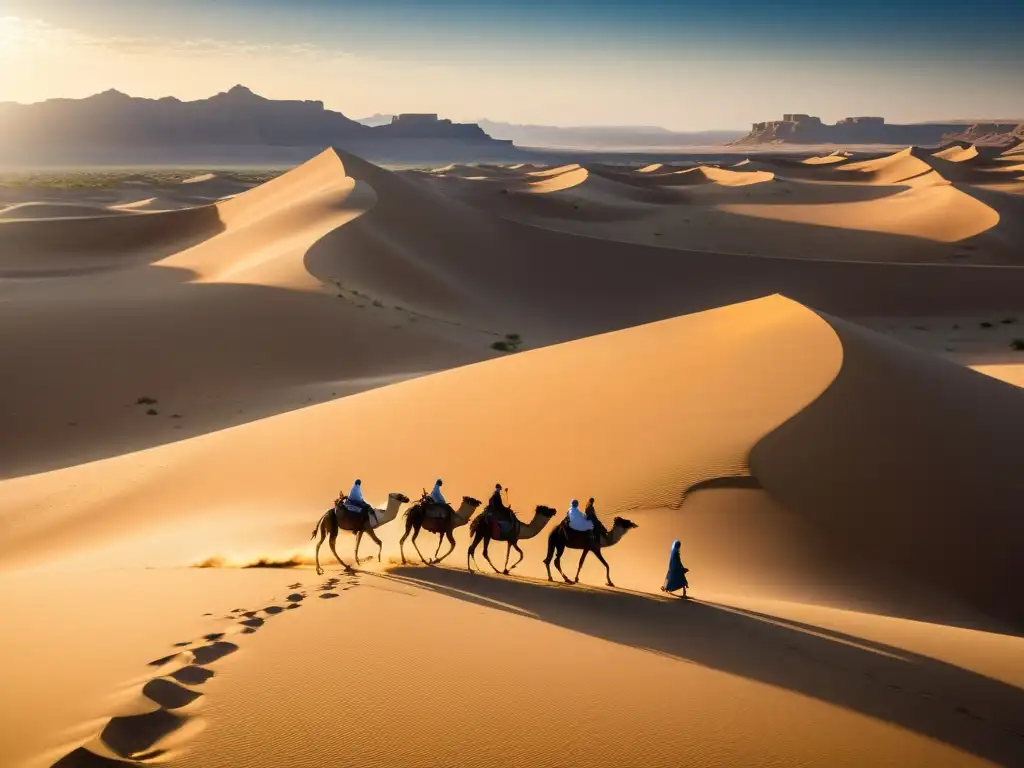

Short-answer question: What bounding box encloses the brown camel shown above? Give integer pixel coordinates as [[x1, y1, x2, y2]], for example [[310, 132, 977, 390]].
[[544, 516, 638, 587], [399, 494, 482, 565], [467, 505, 557, 575], [310, 492, 410, 574]]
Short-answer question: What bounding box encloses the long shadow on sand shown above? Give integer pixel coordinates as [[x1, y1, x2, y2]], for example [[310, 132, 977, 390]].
[[382, 567, 1024, 767]]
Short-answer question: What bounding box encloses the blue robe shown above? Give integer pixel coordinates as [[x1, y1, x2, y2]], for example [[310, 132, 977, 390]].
[[663, 540, 689, 592]]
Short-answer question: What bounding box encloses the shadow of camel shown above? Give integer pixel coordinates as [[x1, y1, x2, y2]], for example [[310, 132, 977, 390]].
[[379, 566, 1024, 767]]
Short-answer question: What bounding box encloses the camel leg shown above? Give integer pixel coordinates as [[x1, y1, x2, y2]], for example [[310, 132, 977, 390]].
[[399, 519, 416, 565], [592, 548, 614, 587], [507, 541, 524, 573], [354, 530, 363, 565], [328, 533, 353, 572], [432, 534, 444, 562], [410, 524, 429, 565], [434, 530, 457, 565], [481, 536, 502, 575], [364, 527, 384, 562], [553, 543, 572, 583], [502, 542, 512, 574], [467, 530, 481, 573], [314, 525, 327, 575], [573, 549, 589, 583]]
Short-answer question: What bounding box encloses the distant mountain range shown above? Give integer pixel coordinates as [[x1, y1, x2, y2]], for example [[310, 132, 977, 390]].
[[0, 86, 511, 165], [732, 113, 1024, 147], [356, 116, 745, 148]]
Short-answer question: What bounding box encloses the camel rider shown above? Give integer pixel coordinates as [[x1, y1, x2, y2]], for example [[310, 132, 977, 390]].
[[427, 478, 455, 522], [566, 499, 595, 538], [344, 478, 373, 527], [584, 497, 606, 542], [487, 483, 516, 536]]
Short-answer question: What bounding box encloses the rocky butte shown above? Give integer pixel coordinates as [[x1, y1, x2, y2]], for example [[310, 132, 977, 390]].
[[731, 113, 1024, 147]]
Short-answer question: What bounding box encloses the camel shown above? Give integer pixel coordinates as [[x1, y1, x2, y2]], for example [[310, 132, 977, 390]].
[[467, 505, 557, 575], [399, 494, 483, 565], [310, 492, 410, 574], [544, 516, 639, 587]]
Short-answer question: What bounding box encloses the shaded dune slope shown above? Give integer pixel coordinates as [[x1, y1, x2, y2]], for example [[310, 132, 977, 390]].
[[0, 203, 224, 276], [751, 315, 1024, 628]]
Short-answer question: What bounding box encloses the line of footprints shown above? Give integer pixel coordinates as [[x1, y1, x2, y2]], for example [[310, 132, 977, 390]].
[[51, 573, 359, 767]]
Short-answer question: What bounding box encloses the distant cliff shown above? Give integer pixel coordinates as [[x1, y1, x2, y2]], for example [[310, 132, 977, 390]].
[[0, 87, 509, 156], [731, 114, 1024, 147]]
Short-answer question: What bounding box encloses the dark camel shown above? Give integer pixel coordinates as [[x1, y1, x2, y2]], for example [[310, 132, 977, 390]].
[[399, 494, 482, 565], [311, 492, 410, 574], [467, 505, 557, 575], [544, 516, 638, 587]]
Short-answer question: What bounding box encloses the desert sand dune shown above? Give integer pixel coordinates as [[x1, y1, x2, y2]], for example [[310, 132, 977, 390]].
[[0, 202, 128, 220], [0, 204, 224, 276], [2, 149, 1024, 768], [718, 183, 1002, 246], [2, 293, 1023, 767], [834, 147, 938, 184], [4, 148, 1024, 479], [933, 143, 980, 162], [419, 151, 1024, 264]]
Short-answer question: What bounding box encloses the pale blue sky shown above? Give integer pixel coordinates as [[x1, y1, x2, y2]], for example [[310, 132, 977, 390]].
[[2, 0, 1021, 129]]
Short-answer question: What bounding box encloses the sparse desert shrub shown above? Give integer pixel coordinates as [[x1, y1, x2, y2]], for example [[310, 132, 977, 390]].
[[372, 299, 384, 308], [146, 408, 159, 416], [136, 396, 157, 405], [492, 333, 523, 353], [980, 321, 993, 329], [1012, 338, 1024, 351], [1001, 317, 1017, 324]]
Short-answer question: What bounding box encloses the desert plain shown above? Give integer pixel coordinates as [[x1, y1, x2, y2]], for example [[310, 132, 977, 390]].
[[1, 142, 1024, 767]]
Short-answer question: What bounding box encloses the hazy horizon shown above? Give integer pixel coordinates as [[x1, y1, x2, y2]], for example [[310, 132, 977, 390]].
[[2, 0, 1023, 131]]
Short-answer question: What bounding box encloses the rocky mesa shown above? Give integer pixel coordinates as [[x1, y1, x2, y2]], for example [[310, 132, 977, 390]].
[[731, 113, 1024, 147]]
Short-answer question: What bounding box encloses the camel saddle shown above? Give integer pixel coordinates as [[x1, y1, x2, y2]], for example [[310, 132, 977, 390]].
[[423, 500, 451, 519], [333, 501, 372, 531], [560, 521, 599, 547]]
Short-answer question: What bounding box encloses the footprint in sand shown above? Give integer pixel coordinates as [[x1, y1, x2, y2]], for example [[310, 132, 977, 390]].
[[147, 652, 187, 668], [100, 708, 187, 759], [170, 665, 214, 685], [141, 678, 203, 709], [320, 592, 340, 599], [49, 581, 311, 766], [191, 641, 238, 665]]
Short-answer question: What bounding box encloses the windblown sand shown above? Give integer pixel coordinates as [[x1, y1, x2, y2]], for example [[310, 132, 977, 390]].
[[1, 148, 1022, 768]]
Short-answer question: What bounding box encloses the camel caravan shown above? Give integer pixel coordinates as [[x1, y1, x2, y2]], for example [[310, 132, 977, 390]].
[[310, 479, 639, 586]]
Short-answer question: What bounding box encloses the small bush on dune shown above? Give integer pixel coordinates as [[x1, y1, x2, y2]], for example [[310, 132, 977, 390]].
[[491, 333, 523, 353], [136, 396, 157, 405], [1011, 338, 1024, 351]]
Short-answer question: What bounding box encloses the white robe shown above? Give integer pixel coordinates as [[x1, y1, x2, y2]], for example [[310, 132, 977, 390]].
[[566, 504, 594, 531], [348, 484, 365, 504], [430, 483, 447, 505]]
